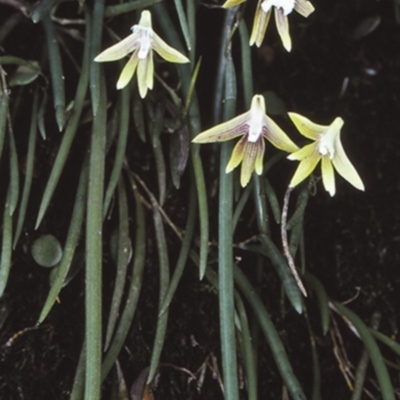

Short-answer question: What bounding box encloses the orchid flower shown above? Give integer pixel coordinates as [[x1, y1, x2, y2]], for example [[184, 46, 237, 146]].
[[94, 10, 189, 98], [288, 113, 365, 196], [223, 0, 315, 51], [192, 95, 298, 187]]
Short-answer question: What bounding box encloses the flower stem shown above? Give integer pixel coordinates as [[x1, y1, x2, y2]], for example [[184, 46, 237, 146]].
[[218, 23, 239, 400]]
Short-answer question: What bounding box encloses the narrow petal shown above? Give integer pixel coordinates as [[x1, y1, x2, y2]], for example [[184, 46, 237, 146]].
[[240, 141, 259, 187], [94, 34, 138, 62], [152, 34, 190, 63], [137, 56, 151, 98], [145, 50, 154, 90], [254, 138, 265, 175], [116, 53, 139, 89], [226, 136, 247, 173], [222, 0, 247, 7], [192, 112, 250, 143], [250, 3, 272, 47], [332, 136, 365, 191], [263, 116, 299, 152], [274, 8, 291, 52], [294, 0, 315, 17], [321, 156, 335, 196], [287, 142, 316, 161], [138, 10, 152, 29], [289, 151, 320, 187], [288, 112, 328, 140]]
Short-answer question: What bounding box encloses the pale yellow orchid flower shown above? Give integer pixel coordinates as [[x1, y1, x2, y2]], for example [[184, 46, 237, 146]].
[[288, 113, 365, 196], [223, 0, 314, 51], [192, 95, 298, 187], [94, 10, 189, 98]]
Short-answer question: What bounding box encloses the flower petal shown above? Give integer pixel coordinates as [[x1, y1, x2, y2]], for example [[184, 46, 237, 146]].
[[137, 56, 152, 98], [222, 0, 247, 7], [94, 33, 138, 62], [288, 112, 328, 140], [226, 135, 247, 173], [250, 2, 272, 47], [332, 135, 365, 191], [240, 140, 259, 187], [116, 53, 139, 89], [263, 116, 298, 152], [138, 10, 152, 29], [152, 34, 190, 63], [254, 137, 265, 175], [192, 112, 250, 143], [294, 0, 315, 17], [145, 50, 154, 90], [287, 142, 316, 160], [289, 150, 320, 187], [274, 8, 292, 52], [321, 156, 335, 196]]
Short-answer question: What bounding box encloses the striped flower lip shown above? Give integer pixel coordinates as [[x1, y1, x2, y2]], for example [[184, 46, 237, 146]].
[[94, 10, 189, 98], [192, 95, 298, 187], [287, 113, 365, 196]]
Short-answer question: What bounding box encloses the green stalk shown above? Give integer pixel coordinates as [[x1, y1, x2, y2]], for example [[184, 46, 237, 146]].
[[153, 2, 209, 280], [146, 194, 170, 384], [85, 74, 107, 400], [232, 183, 252, 231], [370, 328, 400, 355], [253, 176, 303, 314], [14, 88, 39, 247], [35, 10, 91, 229], [42, 14, 65, 131], [90, 0, 105, 116], [351, 314, 381, 400], [218, 56, 239, 400], [70, 343, 86, 400], [38, 157, 88, 323], [149, 104, 166, 206], [8, 128, 19, 216], [234, 265, 306, 400], [173, 0, 191, 52], [303, 272, 330, 335], [104, 179, 130, 349], [238, 19, 253, 106], [0, 88, 9, 162], [159, 178, 197, 316], [332, 302, 395, 400], [0, 188, 12, 297], [103, 84, 130, 220], [235, 292, 257, 400], [102, 180, 146, 380], [304, 314, 321, 400], [31, 0, 61, 23]]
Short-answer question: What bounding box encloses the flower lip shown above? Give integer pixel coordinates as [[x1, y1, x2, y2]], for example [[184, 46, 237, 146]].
[[317, 117, 344, 159], [248, 104, 265, 142], [138, 29, 153, 59]]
